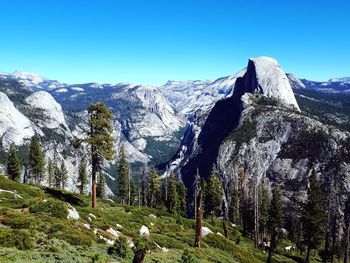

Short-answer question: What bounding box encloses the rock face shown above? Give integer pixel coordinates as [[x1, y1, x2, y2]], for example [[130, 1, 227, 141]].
[[243, 57, 300, 111], [0, 91, 35, 147], [25, 91, 69, 130], [180, 57, 301, 186]]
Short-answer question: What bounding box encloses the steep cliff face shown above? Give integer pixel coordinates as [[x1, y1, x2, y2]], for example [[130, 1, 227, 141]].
[[180, 57, 301, 187]]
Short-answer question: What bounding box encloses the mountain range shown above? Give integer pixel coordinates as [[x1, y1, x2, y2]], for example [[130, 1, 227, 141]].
[[0, 57, 350, 196]]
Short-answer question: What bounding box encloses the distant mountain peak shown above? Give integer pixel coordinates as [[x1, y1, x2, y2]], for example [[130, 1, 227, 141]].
[[328, 77, 350, 83], [12, 71, 45, 84]]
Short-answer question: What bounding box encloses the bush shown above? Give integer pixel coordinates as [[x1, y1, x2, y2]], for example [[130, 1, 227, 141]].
[[108, 236, 130, 258], [0, 228, 34, 250], [53, 228, 93, 246], [29, 198, 68, 219], [181, 249, 197, 263], [2, 212, 35, 229], [152, 233, 185, 249]]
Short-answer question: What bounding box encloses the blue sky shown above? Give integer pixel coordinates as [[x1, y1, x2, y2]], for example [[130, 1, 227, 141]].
[[0, 0, 349, 85]]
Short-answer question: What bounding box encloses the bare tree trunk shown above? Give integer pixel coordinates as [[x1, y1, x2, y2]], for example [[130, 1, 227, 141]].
[[194, 191, 202, 248], [344, 213, 350, 263], [132, 248, 147, 263], [305, 245, 311, 263], [331, 215, 337, 263], [254, 181, 259, 248], [267, 232, 276, 263]]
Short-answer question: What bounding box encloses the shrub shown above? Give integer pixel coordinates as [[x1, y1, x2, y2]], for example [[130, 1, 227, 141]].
[[53, 228, 93, 246], [181, 249, 197, 263], [2, 212, 35, 229], [108, 236, 130, 258], [0, 228, 34, 250], [152, 233, 185, 249], [29, 198, 68, 219]]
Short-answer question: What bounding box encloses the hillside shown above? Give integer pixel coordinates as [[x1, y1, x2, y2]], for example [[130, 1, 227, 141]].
[[0, 175, 312, 263]]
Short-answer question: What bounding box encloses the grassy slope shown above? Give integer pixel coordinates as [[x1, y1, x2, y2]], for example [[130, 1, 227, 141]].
[[0, 176, 316, 263]]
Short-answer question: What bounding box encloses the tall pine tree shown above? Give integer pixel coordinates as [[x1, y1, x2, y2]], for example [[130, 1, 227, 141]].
[[28, 136, 46, 185], [97, 170, 106, 198], [6, 144, 22, 181], [167, 173, 179, 214], [77, 158, 88, 194], [59, 161, 68, 190], [204, 166, 223, 218], [149, 168, 160, 207], [302, 169, 326, 263], [47, 158, 54, 187], [118, 145, 128, 204], [77, 103, 114, 208], [267, 187, 283, 263]]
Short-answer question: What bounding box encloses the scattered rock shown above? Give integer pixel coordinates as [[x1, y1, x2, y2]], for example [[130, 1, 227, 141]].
[[150, 222, 154, 226], [217, 232, 224, 237], [89, 213, 97, 219], [67, 203, 79, 220], [149, 214, 157, 219], [116, 224, 124, 228], [0, 189, 23, 199], [83, 224, 90, 229], [107, 227, 120, 239], [201, 227, 213, 237], [140, 225, 150, 236]]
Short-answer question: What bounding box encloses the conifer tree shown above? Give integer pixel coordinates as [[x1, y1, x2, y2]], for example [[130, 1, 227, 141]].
[[118, 145, 128, 204], [228, 187, 239, 224], [53, 164, 61, 189], [149, 167, 160, 207], [6, 144, 22, 181], [204, 166, 223, 218], [259, 182, 270, 242], [140, 166, 149, 207], [47, 158, 54, 187], [302, 169, 326, 263], [28, 136, 46, 185], [167, 173, 179, 214], [77, 159, 88, 194], [267, 187, 283, 263], [177, 179, 187, 217], [77, 102, 114, 208], [129, 178, 138, 205], [97, 171, 106, 198], [59, 161, 68, 190]]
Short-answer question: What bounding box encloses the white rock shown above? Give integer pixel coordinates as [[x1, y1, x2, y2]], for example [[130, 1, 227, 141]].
[[116, 224, 124, 229], [89, 213, 97, 219], [0, 189, 23, 199], [149, 214, 157, 219], [150, 222, 154, 226], [83, 224, 91, 229], [217, 232, 224, 237], [140, 225, 150, 236], [66, 203, 79, 220], [107, 227, 120, 238], [201, 227, 213, 237]]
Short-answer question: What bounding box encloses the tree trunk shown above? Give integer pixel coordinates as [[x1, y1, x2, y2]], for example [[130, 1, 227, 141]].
[[331, 216, 337, 263], [194, 191, 202, 248], [132, 248, 147, 263], [306, 246, 311, 263], [266, 232, 276, 263], [223, 219, 228, 238], [344, 216, 350, 263]]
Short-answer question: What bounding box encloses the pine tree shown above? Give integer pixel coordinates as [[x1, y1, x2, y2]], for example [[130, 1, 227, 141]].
[[259, 182, 270, 242], [53, 163, 61, 189], [228, 188, 239, 224], [149, 168, 160, 207], [302, 169, 326, 263], [6, 144, 22, 181], [204, 166, 223, 218], [118, 145, 128, 204], [177, 179, 187, 217], [47, 158, 54, 187], [28, 136, 46, 185], [77, 103, 115, 208], [59, 161, 68, 190], [267, 187, 283, 263], [140, 166, 149, 207], [167, 173, 179, 214], [129, 178, 138, 206], [77, 159, 88, 194], [97, 171, 106, 198]]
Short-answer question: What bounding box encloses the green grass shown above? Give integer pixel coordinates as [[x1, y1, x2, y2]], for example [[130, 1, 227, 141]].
[[0, 175, 320, 263]]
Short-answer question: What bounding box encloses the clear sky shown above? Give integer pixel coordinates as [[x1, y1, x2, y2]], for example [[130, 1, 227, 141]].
[[0, 0, 349, 85]]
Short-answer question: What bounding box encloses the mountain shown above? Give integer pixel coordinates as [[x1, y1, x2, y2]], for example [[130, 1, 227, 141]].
[[177, 57, 350, 217]]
